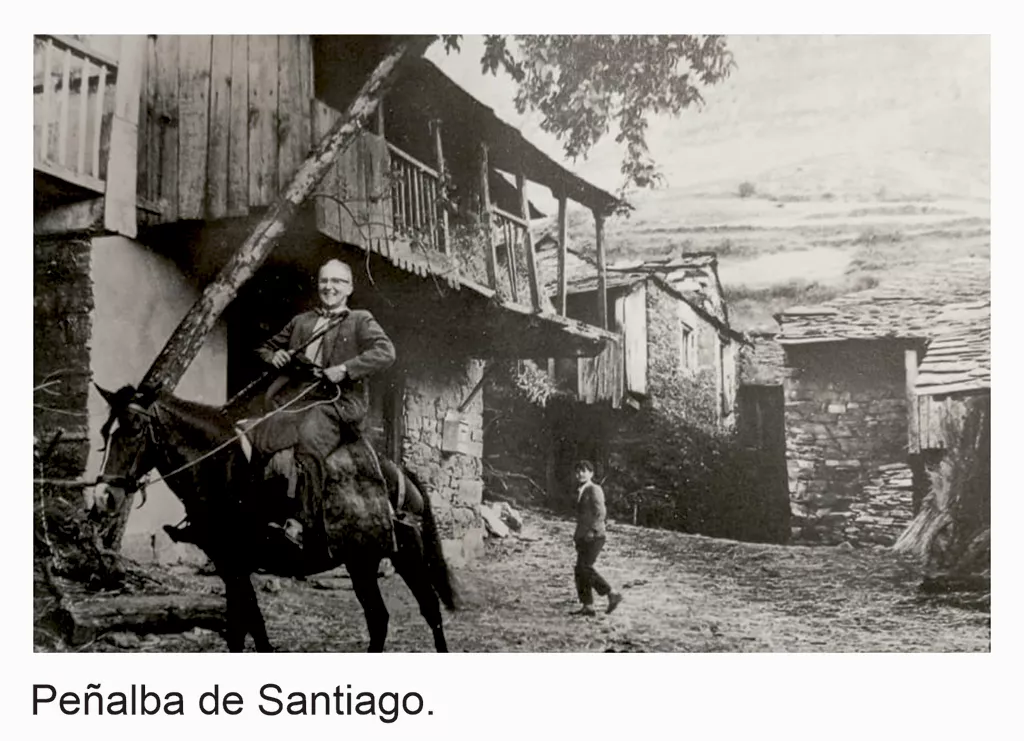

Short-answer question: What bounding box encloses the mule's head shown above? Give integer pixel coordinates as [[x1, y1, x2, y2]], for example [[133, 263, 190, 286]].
[[91, 384, 159, 512]]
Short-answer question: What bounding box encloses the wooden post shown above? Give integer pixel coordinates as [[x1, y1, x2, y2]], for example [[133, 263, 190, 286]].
[[139, 37, 433, 394], [104, 35, 146, 238], [57, 49, 71, 166], [905, 347, 920, 454], [517, 172, 543, 312], [556, 192, 568, 316], [432, 119, 449, 254], [594, 210, 608, 329], [376, 95, 386, 137], [40, 39, 54, 162], [478, 141, 500, 293]]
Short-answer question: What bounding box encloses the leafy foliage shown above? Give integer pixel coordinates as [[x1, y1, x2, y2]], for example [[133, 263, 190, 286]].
[[441, 35, 735, 195]]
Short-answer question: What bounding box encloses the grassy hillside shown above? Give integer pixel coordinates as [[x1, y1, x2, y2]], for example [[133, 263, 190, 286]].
[[435, 36, 991, 333], [551, 192, 990, 332]]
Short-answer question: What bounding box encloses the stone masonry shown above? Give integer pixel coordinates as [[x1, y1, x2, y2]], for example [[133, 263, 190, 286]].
[[784, 340, 912, 545], [400, 358, 486, 566], [34, 236, 94, 479]]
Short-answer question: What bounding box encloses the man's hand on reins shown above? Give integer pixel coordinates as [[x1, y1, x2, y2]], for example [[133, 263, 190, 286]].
[[270, 349, 292, 369], [322, 365, 347, 384]]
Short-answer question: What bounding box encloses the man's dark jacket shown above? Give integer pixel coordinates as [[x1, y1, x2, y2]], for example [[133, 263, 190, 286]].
[[251, 308, 396, 454]]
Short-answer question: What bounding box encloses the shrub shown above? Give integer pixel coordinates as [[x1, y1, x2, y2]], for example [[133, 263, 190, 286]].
[[737, 181, 756, 198]]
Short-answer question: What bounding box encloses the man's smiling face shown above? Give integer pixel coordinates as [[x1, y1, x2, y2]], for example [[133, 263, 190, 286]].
[[318, 260, 353, 311]]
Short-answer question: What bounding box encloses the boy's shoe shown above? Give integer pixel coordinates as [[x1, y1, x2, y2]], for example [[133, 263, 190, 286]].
[[606, 592, 623, 614], [570, 605, 597, 617]]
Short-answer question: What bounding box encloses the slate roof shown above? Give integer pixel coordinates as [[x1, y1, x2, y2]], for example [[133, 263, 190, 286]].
[[775, 256, 990, 395], [914, 301, 990, 396]]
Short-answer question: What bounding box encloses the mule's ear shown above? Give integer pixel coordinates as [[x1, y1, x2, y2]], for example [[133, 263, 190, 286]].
[[94, 383, 118, 406]]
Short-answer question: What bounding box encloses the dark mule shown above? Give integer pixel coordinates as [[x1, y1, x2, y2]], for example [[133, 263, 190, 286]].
[[93, 384, 456, 653]]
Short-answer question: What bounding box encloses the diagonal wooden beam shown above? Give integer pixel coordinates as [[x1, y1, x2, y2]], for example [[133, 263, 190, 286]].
[[140, 36, 434, 394]]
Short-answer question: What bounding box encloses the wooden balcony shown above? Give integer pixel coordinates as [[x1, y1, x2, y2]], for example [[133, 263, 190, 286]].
[[33, 35, 118, 201]]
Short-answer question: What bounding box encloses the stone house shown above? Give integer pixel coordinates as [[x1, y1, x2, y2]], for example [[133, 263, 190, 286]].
[[774, 257, 990, 545], [33, 35, 618, 565], [482, 242, 749, 524], [534, 244, 744, 424]]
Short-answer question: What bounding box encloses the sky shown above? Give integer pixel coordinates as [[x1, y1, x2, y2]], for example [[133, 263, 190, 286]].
[[427, 35, 991, 203]]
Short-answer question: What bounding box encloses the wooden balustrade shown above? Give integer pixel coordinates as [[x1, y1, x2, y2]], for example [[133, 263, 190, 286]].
[[492, 207, 528, 302], [387, 142, 444, 252], [34, 35, 118, 192]]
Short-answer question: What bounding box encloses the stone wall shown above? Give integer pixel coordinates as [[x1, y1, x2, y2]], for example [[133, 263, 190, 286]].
[[784, 340, 912, 545], [849, 463, 915, 545], [34, 236, 94, 479], [740, 332, 786, 386], [400, 358, 485, 566]]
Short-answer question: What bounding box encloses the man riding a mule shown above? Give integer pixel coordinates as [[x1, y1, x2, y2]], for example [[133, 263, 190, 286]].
[[93, 259, 456, 652], [168, 258, 406, 561]]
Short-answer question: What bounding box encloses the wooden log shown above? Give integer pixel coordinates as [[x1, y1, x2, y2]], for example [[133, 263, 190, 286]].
[[594, 210, 608, 329], [517, 172, 542, 311], [207, 35, 232, 219], [227, 35, 249, 216], [556, 192, 568, 315], [139, 37, 433, 395], [52, 593, 227, 647]]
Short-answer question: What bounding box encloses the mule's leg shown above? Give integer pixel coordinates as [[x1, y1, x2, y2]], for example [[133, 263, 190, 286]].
[[392, 524, 449, 653], [221, 572, 251, 653], [347, 559, 389, 652], [244, 581, 274, 653]]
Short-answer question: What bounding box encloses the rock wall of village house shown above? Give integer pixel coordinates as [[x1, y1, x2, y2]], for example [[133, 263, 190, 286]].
[[784, 341, 915, 545], [34, 236, 94, 479], [740, 332, 787, 386], [399, 358, 485, 566]]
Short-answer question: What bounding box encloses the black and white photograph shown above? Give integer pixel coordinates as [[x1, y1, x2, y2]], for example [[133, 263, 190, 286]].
[[31, 33, 992, 657]]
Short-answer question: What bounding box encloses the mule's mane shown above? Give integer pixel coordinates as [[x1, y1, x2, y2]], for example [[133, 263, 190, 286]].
[[153, 390, 235, 443]]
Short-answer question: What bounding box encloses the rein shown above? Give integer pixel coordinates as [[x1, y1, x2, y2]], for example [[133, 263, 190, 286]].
[[136, 380, 332, 491], [35, 380, 336, 496]]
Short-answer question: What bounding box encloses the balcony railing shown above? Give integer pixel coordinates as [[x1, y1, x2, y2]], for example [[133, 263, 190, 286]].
[[33, 35, 118, 193], [492, 207, 529, 304], [388, 142, 444, 252]]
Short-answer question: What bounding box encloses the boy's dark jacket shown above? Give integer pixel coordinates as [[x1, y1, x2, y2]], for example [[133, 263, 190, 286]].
[[575, 482, 607, 541]]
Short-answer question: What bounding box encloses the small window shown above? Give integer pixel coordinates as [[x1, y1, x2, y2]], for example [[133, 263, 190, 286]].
[[680, 322, 695, 370]]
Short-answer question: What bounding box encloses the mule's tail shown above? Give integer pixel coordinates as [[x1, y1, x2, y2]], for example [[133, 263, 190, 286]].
[[404, 468, 458, 611]]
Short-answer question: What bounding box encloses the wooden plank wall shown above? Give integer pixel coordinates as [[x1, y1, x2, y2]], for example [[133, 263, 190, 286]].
[[915, 394, 969, 451], [311, 99, 394, 251], [137, 35, 313, 222]]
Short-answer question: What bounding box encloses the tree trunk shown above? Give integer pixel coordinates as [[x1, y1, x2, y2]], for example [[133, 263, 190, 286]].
[[140, 36, 434, 394]]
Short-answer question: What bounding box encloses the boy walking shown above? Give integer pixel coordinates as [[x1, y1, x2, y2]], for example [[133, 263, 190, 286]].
[[571, 461, 623, 617]]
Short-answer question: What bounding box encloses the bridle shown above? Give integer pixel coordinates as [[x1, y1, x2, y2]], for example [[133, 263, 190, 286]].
[[98, 400, 160, 497]]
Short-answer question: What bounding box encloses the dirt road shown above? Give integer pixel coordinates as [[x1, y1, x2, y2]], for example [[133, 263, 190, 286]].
[[80, 508, 989, 653]]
